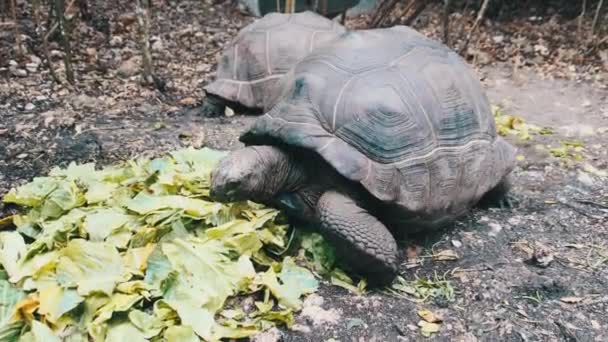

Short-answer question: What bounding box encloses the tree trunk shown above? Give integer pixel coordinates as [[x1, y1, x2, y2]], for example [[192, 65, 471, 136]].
[[55, 0, 75, 84], [136, 0, 155, 86]]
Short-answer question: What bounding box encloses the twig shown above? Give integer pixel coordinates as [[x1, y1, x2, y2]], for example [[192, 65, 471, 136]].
[[591, 0, 604, 35], [55, 0, 75, 84], [43, 21, 61, 84], [578, 0, 587, 37], [442, 0, 451, 45], [459, 0, 491, 55], [32, 0, 41, 28], [10, 0, 23, 59]]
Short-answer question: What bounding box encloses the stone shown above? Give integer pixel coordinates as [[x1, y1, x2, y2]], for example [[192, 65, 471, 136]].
[[117, 56, 141, 78], [492, 35, 504, 44], [109, 35, 123, 47], [151, 37, 164, 52], [70, 94, 97, 110], [30, 55, 42, 66], [24, 103, 35, 111], [10, 68, 27, 77], [25, 63, 38, 73]]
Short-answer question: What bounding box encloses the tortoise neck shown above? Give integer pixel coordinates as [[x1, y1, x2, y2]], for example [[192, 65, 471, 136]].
[[250, 145, 306, 199]]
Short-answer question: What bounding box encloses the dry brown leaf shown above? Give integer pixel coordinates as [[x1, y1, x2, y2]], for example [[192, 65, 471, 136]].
[[179, 97, 197, 106], [560, 296, 584, 304], [432, 250, 460, 261]]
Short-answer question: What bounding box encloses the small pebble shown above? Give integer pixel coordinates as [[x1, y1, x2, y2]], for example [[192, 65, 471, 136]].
[[10, 68, 27, 77]]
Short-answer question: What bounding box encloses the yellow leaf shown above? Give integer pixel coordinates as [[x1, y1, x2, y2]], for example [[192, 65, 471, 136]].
[[12, 295, 39, 323], [418, 309, 443, 323], [418, 321, 441, 337]]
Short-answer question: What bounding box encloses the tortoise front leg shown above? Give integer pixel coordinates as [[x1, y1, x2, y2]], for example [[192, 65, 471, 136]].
[[199, 94, 227, 117], [317, 191, 399, 286]]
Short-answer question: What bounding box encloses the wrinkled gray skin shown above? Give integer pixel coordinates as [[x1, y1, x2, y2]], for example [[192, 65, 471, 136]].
[[210, 145, 400, 286], [210, 145, 512, 286]]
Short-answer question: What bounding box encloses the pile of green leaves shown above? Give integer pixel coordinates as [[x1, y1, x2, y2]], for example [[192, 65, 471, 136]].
[[0, 147, 342, 341]]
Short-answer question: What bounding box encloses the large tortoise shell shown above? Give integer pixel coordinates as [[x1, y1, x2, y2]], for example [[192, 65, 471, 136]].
[[203, 11, 346, 111], [240, 26, 517, 228]]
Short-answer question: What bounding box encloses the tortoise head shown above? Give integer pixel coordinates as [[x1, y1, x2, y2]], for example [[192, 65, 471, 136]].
[[209, 147, 268, 203]]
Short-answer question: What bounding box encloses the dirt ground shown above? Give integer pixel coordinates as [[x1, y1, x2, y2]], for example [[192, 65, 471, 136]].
[[1, 1, 607, 341]]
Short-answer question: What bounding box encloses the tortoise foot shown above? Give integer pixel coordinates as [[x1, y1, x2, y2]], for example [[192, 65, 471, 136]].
[[316, 191, 399, 287]]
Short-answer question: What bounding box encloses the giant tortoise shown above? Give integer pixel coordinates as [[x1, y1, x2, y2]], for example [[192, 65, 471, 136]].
[[209, 25, 517, 285], [201, 11, 346, 117]]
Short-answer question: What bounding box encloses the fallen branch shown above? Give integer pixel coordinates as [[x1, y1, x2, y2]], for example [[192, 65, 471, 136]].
[[459, 0, 491, 55], [43, 21, 61, 84]]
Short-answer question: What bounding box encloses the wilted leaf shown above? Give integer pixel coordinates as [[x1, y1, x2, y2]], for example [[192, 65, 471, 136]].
[[105, 320, 147, 342], [162, 239, 256, 312], [84, 182, 118, 204], [162, 300, 215, 340], [418, 321, 441, 337], [55, 239, 125, 296], [0, 232, 27, 280], [164, 325, 200, 342], [298, 232, 336, 275], [2, 177, 59, 207], [123, 244, 156, 275], [418, 309, 443, 323], [0, 278, 26, 330], [92, 293, 142, 327], [128, 309, 164, 338], [83, 208, 132, 241], [256, 257, 319, 310], [30, 320, 61, 342], [38, 285, 84, 323]]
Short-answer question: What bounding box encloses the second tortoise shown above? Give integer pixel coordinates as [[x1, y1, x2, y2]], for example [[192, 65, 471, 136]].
[[201, 11, 346, 117]]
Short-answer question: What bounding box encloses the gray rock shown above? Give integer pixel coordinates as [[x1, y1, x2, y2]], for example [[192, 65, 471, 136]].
[[25, 63, 38, 73], [109, 36, 123, 47], [10, 68, 27, 77], [30, 55, 42, 66], [117, 57, 141, 78], [24, 103, 35, 111]]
